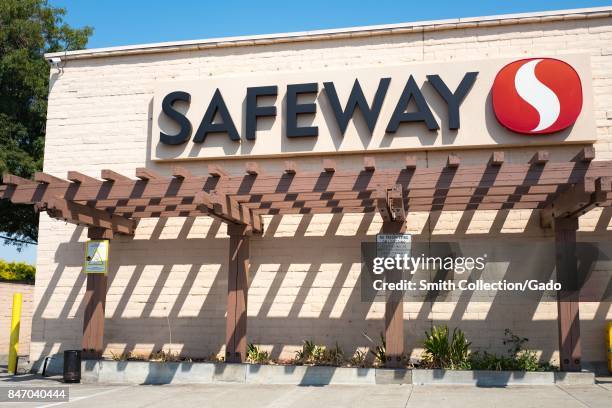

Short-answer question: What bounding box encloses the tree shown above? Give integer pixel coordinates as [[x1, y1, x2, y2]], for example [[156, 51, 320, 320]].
[[0, 0, 92, 248]]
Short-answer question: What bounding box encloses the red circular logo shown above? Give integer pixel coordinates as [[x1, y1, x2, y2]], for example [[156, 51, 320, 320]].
[[491, 58, 582, 135]]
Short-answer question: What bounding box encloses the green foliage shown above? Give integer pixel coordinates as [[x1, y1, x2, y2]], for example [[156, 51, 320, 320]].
[[247, 343, 271, 364], [109, 351, 148, 362], [469, 329, 556, 372], [422, 325, 472, 369], [0, 0, 92, 247], [449, 327, 471, 369], [149, 349, 182, 362], [320, 343, 345, 366], [0, 259, 35, 281], [421, 326, 555, 371], [294, 340, 316, 364], [468, 351, 510, 371], [349, 350, 367, 367], [369, 332, 386, 365], [294, 340, 346, 366], [503, 328, 529, 356], [469, 350, 545, 371]]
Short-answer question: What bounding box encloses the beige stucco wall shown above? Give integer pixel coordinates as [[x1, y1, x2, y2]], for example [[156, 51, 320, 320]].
[[32, 12, 612, 368]]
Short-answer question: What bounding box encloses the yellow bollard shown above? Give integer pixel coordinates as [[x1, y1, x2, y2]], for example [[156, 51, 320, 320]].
[[608, 322, 612, 374], [7, 293, 22, 375]]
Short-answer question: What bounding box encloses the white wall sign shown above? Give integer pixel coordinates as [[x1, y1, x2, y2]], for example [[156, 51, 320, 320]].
[[151, 54, 595, 161]]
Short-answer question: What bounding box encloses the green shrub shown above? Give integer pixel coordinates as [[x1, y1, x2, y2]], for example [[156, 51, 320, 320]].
[[422, 325, 471, 369], [0, 260, 35, 282], [469, 351, 509, 371], [350, 350, 367, 367], [294, 340, 316, 364], [469, 329, 556, 372], [318, 343, 345, 366], [247, 343, 271, 364], [369, 332, 386, 366], [294, 341, 346, 366]]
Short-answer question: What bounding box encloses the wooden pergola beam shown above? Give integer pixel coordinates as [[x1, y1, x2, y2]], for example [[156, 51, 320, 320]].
[[489, 151, 504, 166], [363, 157, 376, 172], [447, 154, 460, 168], [323, 159, 336, 173], [135, 168, 162, 181], [195, 191, 263, 233], [101, 169, 132, 183], [246, 162, 260, 176], [573, 146, 595, 163], [34, 172, 69, 185], [554, 216, 582, 372], [172, 166, 192, 179], [284, 161, 297, 174], [530, 150, 549, 165], [89, 184, 562, 211], [376, 184, 405, 222], [380, 219, 407, 368], [225, 223, 250, 363], [82, 227, 110, 360], [39, 197, 136, 235], [388, 185, 406, 221], [67, 171, 100, 184], [541, 176, 611, 228], [376, 185, 392, 222], [1, 174, 36, 186], [405, 156, 417, 169], [208, 164, 228, 178], [3, 161, 612, 206]]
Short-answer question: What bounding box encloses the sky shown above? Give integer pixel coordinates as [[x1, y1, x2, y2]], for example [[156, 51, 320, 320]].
[[51, 0, 612, 50], [2, 0, 610, 264]]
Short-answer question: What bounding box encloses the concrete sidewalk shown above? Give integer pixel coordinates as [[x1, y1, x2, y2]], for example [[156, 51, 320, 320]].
[[0, 372, 610, 408]]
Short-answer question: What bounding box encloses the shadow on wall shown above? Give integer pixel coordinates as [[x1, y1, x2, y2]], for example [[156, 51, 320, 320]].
[[29, 205, 612, 373]]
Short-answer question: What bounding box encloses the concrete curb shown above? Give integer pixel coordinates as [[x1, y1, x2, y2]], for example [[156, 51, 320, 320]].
[[74, 361, 595, 386], [412, 369, 555, 386], [554, 371, 596, 385]]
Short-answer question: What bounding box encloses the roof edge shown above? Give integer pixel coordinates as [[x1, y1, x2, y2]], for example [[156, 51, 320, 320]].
[[45, 6, 612, 61]]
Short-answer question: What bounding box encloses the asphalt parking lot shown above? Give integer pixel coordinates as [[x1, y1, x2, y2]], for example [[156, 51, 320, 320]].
[[0, 371, 610, 408]]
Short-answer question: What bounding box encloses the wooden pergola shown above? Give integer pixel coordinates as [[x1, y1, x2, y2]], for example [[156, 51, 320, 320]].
[[1, 147, 611, 370]]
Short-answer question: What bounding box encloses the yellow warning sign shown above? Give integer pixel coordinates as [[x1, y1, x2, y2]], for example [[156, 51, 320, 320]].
[[84, 240, 109, 274]]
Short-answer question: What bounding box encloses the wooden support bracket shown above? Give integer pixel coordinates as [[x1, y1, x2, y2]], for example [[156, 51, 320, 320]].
[[195, 191, 263, 233], [541, 177, 611, 228], [376, 184, 405, 223], [39, 197, 136, 235]]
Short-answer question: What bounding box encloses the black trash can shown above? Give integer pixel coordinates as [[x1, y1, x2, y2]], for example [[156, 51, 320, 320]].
[[63, 350, 81, 383]]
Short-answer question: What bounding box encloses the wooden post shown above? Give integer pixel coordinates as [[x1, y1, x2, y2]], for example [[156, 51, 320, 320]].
[[382, 220, 406, 368], [226, 224, 250, 363], [554, 217, 582, 371], [82, 227, 111, 359]]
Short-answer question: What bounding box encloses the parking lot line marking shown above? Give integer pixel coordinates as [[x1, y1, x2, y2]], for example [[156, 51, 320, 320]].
[[36, 386, 129, 408]]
